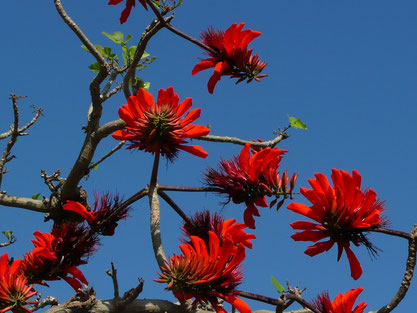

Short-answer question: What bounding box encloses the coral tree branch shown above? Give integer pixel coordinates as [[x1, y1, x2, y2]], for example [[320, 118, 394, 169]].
[[370, 224, 417, 313]]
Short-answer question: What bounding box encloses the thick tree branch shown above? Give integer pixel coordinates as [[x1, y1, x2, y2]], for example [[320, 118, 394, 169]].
[[0, 194, 48, 213]]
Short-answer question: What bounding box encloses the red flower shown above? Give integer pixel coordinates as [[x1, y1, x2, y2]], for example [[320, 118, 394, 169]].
[[181, 210, 256, 249], [0, 253, 37, 313], [287, 169, 386, 280], [192, 23, 267, 94], [206, 143, 295, 229], [21, 230, 91, 291], [312, 288, 367, 313], [108, 0, 147, 24], [112, 87, 210, 160], [155, 232, 250, 313], [62, 194, 130, 236]]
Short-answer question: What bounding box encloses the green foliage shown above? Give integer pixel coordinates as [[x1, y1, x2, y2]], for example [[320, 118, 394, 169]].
[[2, 230, 13, 240], [288, 116, 307, 130], [32, 193, 41, 200], [271, 276, 285, 293]]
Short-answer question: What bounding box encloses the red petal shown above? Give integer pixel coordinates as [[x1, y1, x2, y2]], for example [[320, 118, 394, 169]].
[[304, 240, 335, 256], [63, 201, 95, 224], [344, 243, 363, 280], [192, 59, 215, 75], [183, 124, 210, 138], [178, 145, 208, 158], [291, 230, 328, 242]]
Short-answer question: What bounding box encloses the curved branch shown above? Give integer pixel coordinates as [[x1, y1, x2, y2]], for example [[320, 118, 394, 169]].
[[369, 224, 417, 313]]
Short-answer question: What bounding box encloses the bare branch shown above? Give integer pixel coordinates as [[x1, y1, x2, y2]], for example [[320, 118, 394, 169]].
[[0, 194, 48, 213], [117, 278, 144, 308], [369, 224, 417, 313], [106, 262, 120, 299], [145, 0, 217, 54], [0, 106, 43, 140], [149, 153, 167, 269], [96, 119, 126, 141], [31, 296, 59, 312], [157, 189, 196, 228], [88, 141, 125, 172], [195, 130, 289, 148], [0, 95, 23, 189]]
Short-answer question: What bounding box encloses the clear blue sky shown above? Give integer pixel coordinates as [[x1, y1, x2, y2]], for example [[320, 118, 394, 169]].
[[1, 1, 417, 312]]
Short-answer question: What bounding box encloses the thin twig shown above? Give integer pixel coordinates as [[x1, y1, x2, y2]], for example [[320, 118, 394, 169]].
[[88, 141, 125, 171], [369, 224, 417, 313], [0, 95, 22, 189], [148, 153, 167, 269], [195, 131, 289, 148], [158, 185, 221, 193], [157, 189, 196, 228], [106, 262, 120, 299], [118, 278, 144, 308], [0, 106, 43, 140], [145, 0, 217, 54]]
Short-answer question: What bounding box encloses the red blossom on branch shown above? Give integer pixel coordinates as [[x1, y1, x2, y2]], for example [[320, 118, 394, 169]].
[[0, 254, 37, 313], [312, 288, 367, 313], [21, 229, 92, 291], [181, 210, 256, 249], [206, 143, 296, 229], [287, 169, 386, 280], [112, 87, 210, 160], [192, 23, 267, 94], [155, 232, 250, 313], [63, 193, 130, 236]]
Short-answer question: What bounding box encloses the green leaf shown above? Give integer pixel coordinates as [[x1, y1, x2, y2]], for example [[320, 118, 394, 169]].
[[88, 62, 101, 73], [288, 116, 307, 130], [103, 47, 112, 58], [94, 44, 105, 55], [2, 231, 12, 239], [32, 193, 41, 200], [93, 164, 99, 170], [125, 34, 132, 43], [271, 276, 285, 293], [141, 51, 150, 59], [102, 31, 124, 44], [81, 45, 89, 52], [128, 46, 136, 60], [142, 81, 150, 91]]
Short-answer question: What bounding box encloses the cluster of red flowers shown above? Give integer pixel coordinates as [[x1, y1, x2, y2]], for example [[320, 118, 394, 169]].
[[312, 288, 367, 313], [206, 143, 297, 229], [287, 169, 386, 280], [192, 23, 267, 94], [156, 211, 254, 313], [112, 87, 210, 161], [0, 194, 131, 313]]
